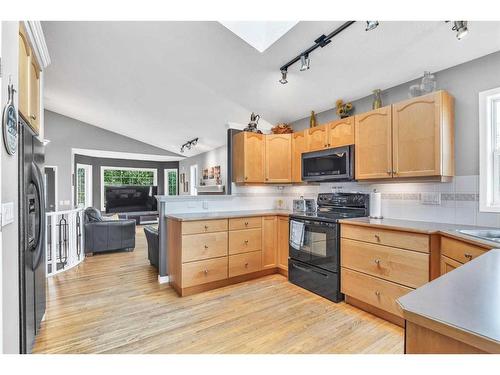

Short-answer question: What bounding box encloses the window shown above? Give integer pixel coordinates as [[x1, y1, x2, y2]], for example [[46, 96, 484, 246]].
[[100, 166, 157, 210], [479, 87, 500, 212], [164, 169, 178, 195], [76, 164, 92, 208]]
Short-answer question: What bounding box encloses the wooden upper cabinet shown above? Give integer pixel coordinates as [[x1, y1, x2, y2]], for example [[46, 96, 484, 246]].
[[18, 26, 31, 123], [262, 216, 277, 269], [265, 134, 291, 183], [306, 124, 328, 151], [29, 58, 41, 133], [232, 132, 265, 183], [326, 117, 354, 148], [292, 130, 308, 183], [355, 106, 393, 180], [392, 91, 454, 178]]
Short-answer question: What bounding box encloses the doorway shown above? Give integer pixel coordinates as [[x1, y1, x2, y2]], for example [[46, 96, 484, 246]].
[[75, 164, 93, 208], [190, 164, 198, 196], [44, 166, 57, 212]]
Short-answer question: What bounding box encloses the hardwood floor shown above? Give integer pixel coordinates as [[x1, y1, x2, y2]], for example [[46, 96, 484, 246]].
[[33, 227, 403, 354]]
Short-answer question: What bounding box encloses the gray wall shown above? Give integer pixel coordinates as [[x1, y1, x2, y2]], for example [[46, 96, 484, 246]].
[[1, 21, 20, 353], [74, 154, 178, 210], [291, 51, 500, 177], [179, 145, 227, 195], [45, 110, 181, 210]]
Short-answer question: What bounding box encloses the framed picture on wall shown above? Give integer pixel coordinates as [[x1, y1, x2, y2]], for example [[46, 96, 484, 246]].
[[202, 168, 208, 180]]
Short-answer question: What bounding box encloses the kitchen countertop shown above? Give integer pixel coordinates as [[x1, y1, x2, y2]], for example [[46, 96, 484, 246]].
[[339, 217, 500, 248], [166, 209, 292, 221], [398, 249, 500, 353]]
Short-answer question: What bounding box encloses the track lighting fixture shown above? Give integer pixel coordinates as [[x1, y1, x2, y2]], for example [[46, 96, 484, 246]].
[[452, 21, 468, 40], [299, 54, 310, 71], [180, 137, 199, 153], [365, 21, 379, 31], [279, 69, 288, 84]]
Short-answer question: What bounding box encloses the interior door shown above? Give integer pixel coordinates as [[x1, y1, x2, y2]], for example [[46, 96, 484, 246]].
[[392, 92, 441, 177], [354, 106, 393, 180]]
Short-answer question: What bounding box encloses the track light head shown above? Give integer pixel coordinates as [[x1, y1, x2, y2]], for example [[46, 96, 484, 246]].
[[279, 69, 288, 84], [299, 54, 310, 71], [452, 21, 468, 40], [365, 21, 379, 31]]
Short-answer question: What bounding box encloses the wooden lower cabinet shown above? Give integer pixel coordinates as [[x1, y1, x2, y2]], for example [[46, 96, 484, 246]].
[[182, 257, 228, 288], [229, 251, 262, 278], [168, 215, 289, 296], [262, 216, 278, 269], [440, 255, 462, 275], [277, 216, 289, 271]]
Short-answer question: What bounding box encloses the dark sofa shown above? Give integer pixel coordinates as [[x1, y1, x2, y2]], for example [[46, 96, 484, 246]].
[[84, 207, 136, 255], [144, 226, 159, 269]]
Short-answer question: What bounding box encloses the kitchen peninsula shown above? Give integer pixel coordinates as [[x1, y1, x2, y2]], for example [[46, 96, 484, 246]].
[[165, 210, 290, 296]]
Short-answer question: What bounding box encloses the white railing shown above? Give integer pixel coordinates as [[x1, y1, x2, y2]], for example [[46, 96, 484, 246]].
[[45, 207, 85, 277]]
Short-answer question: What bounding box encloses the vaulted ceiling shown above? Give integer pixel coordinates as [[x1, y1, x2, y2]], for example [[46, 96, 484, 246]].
[[42, 21, 500, 157]]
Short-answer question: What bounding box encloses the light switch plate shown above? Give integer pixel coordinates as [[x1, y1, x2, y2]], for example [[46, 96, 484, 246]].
[[421, 192, 441, 205], [2, 202, 15, 227]]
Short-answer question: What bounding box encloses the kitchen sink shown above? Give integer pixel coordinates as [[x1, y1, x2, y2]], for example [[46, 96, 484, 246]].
[[458, 229, 500, 243]]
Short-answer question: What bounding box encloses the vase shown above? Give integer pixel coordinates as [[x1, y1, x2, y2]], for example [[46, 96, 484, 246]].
[[372, 89, 382, 109], [309, 111, 317, 128], [420, 71, 436, 94]]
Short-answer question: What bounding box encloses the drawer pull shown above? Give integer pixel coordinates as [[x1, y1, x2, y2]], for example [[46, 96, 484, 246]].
[[203, 269, 208, 275], [244, 221, 249, 226], [464, 253, 473, 260], [204, 225, 209, 231], [245, 262, 249, 268], [204, 245, 208, 249], [374, 234, 381, 242], [374, 259, 381, 265], [375, 291, 381, 297], [244, 240, 249, 245]]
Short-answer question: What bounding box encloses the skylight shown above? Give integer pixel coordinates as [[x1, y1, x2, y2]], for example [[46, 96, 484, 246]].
[[219, 21, 298, 53]]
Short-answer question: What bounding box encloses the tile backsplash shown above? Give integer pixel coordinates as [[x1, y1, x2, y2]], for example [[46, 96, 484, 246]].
[[162, 176, 500, 228]]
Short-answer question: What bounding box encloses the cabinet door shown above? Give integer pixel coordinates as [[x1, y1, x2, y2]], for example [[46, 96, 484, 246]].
[[326, 117, 354, 148], [392, 91, 444, 177], [292, 130, 308, 183], [28, 57, 41, 134], [245, 132, 265, 183], [440, 255, 462, 275], [354, 106, 393, 180], [18, 26, 31, 122], [277, 217, 289, 270], [307, 124, 328, 152], [262, 216, 277, 269], [265, 134, 291, 183]]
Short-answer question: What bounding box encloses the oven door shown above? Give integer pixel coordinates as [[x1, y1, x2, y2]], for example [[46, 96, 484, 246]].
[[301, 145, 353, 182], [289, 218, 339, 272]]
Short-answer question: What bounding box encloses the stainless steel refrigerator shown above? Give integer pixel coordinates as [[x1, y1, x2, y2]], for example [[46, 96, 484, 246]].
[[18, 117, 46, 354]]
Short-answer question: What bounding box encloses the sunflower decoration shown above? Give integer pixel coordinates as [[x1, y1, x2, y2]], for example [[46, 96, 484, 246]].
[[335, 99, 354, 119]]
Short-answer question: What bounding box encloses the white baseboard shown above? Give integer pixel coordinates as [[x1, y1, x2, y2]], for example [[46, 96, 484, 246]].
[[158, 275, 169, 284]]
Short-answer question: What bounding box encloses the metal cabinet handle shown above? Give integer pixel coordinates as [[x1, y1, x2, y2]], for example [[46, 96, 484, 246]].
[[387, 170, 392, 175], [324, 144, 327, 147], [464, 253, 473, 260], [244, 240, 249, 245], [374, 234, 381, 242], [375, 291, 381, 297], [204, 225, 209, 230], [245, 176, 248, 180], [204, 270, 208, 275], [245, 263, 249, 268], [244, 222, 249, 226], [204, 245, 208, 249], [374, 259, 381, 265], [30, 114, 37, 120]]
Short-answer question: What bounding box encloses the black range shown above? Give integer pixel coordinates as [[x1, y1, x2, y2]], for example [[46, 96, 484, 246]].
[[288, 192, 370, 302]]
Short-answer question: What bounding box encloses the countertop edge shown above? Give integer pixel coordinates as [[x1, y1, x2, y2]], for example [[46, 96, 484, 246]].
[[166, 211, 291, 222]]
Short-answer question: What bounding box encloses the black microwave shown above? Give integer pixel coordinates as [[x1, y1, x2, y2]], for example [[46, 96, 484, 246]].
[[301, 145, 354, 182]]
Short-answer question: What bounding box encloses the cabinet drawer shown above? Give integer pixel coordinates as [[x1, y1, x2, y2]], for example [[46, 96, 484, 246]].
[[441, 236, 488, 264], [341, 268, 412, 318], [181, 257, 228, 288], [228, 228, 262, 255], [229, 217, 262, 231], [182, 232, 228, 263], [341, 238, 429, 288], [228, 250, 262, 278], [181, 219, 228, 235], [341, 224, 429, 253]]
